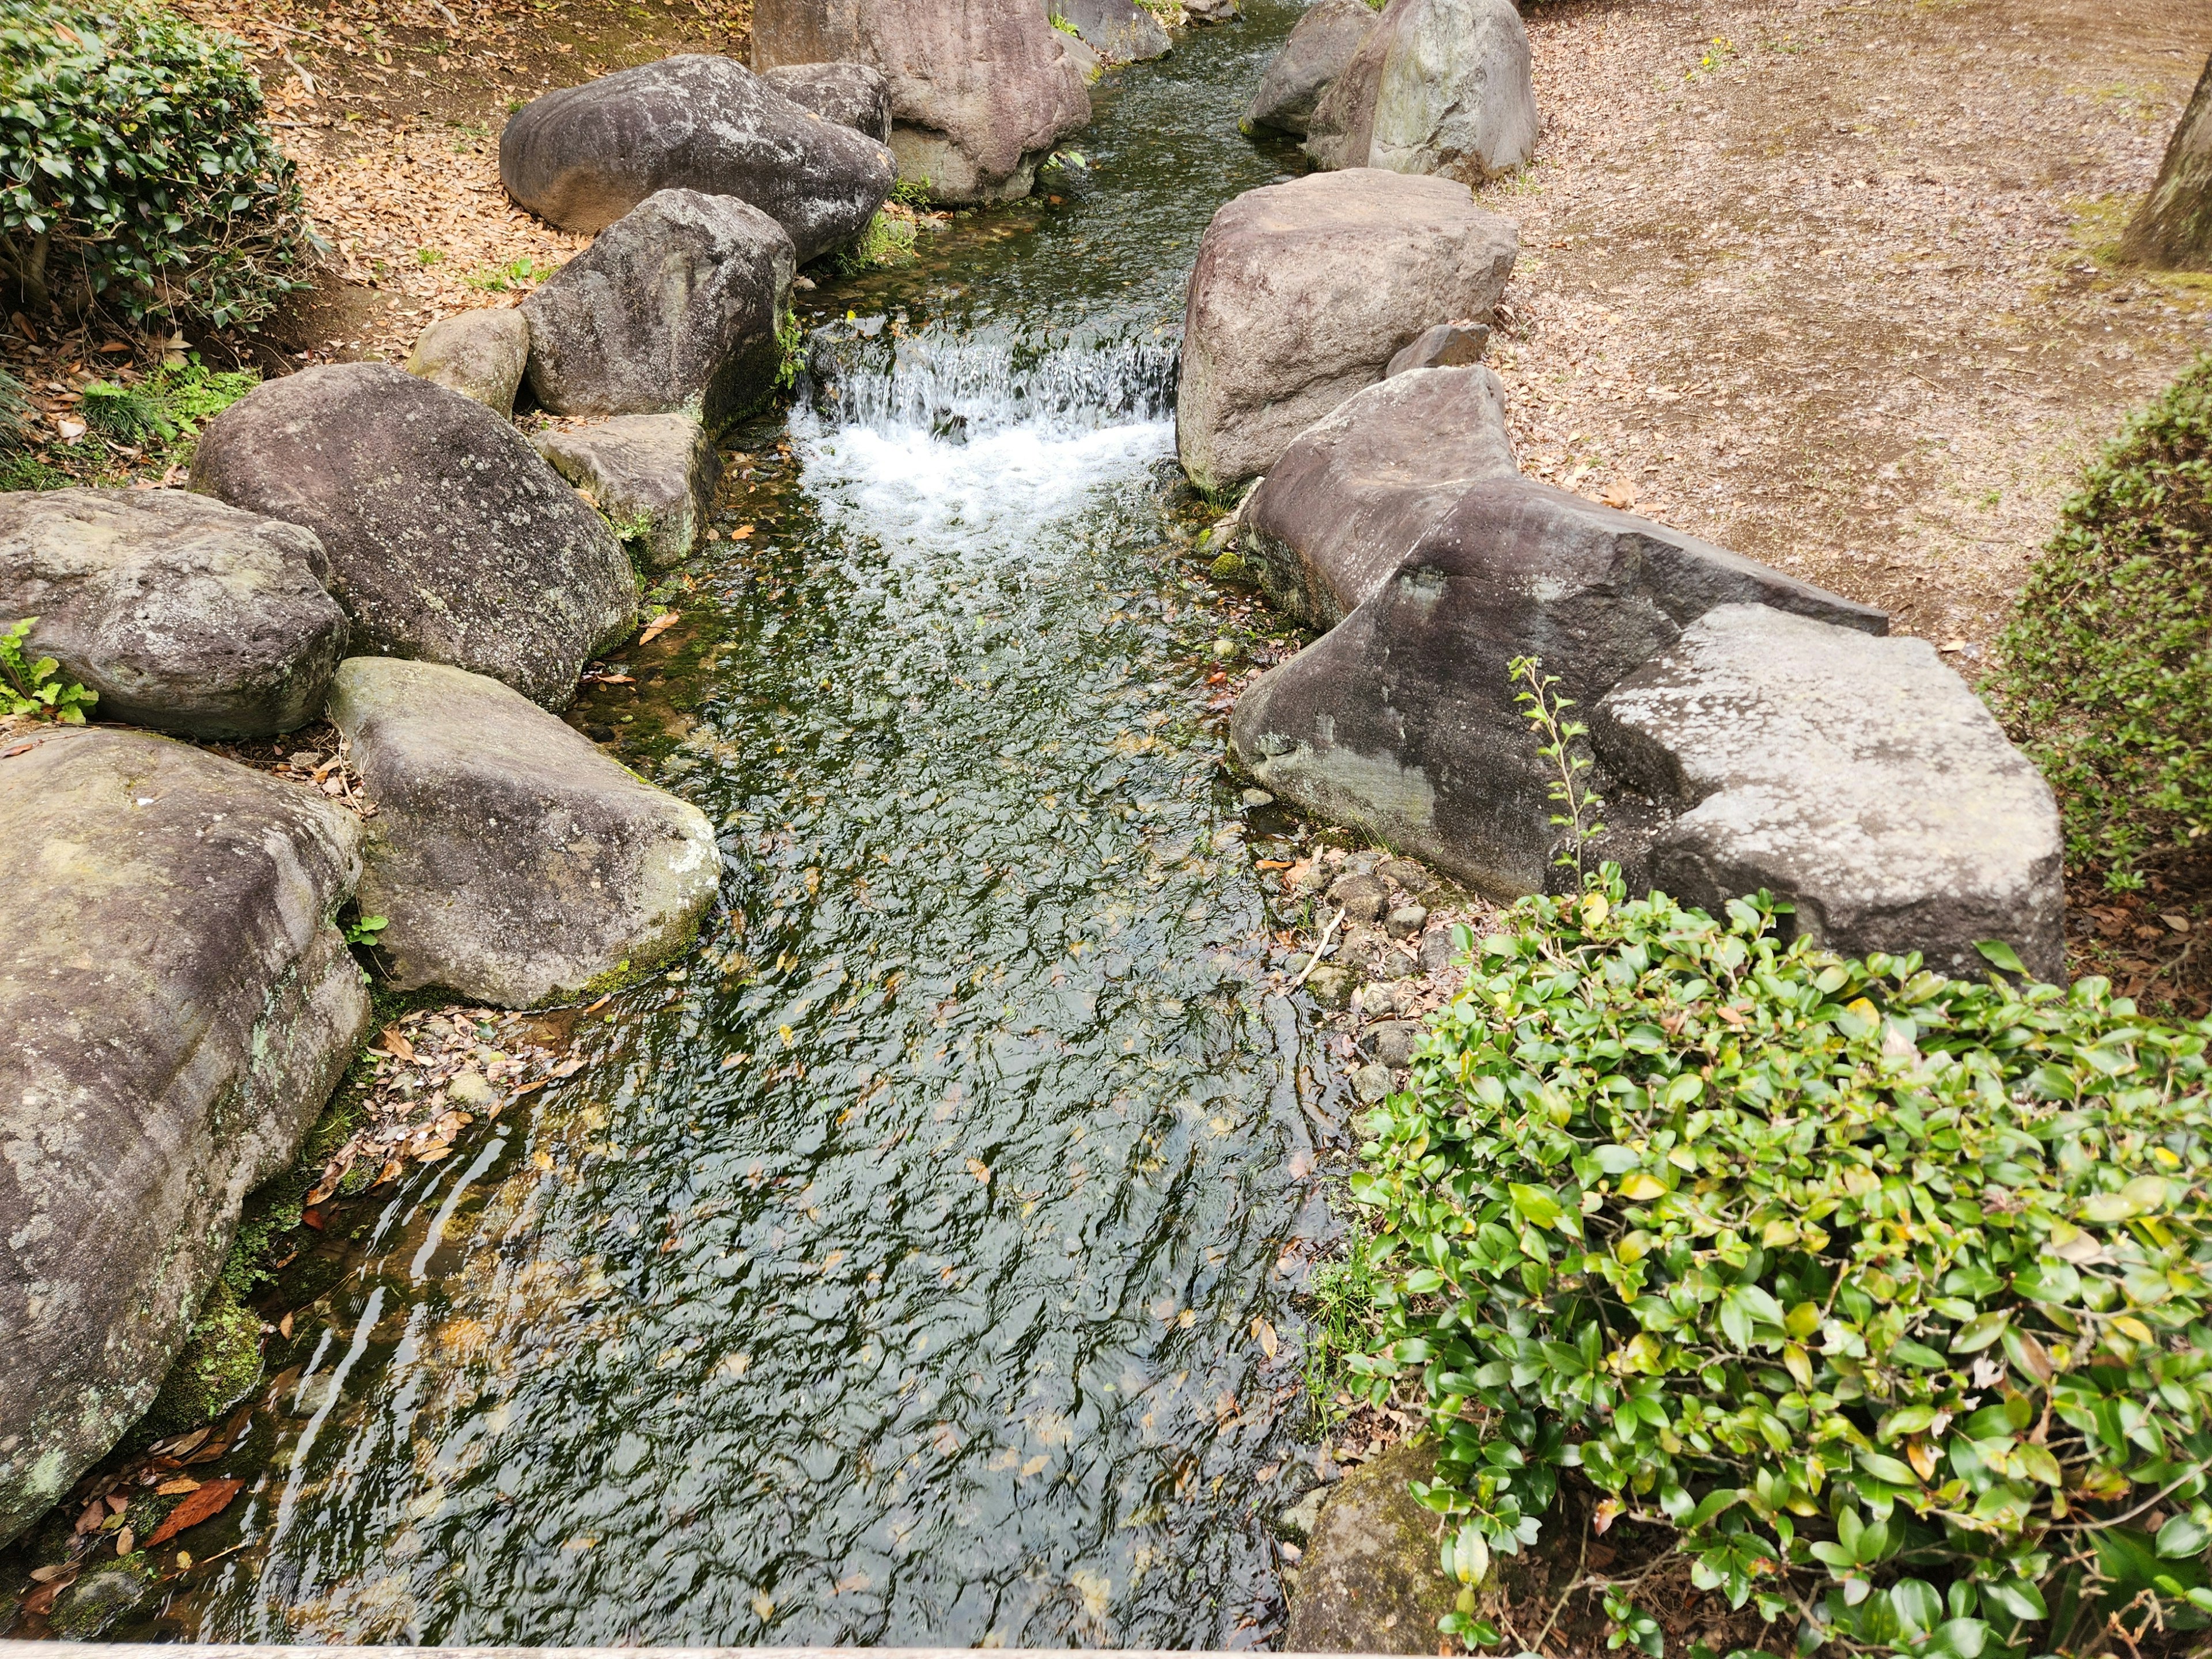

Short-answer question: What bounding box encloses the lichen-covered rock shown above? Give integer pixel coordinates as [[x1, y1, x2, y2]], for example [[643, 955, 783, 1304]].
[[1176, 170, 1517, 494], [1241, 0, 1377, 136], [1241, 365, 1517, 629], [536, 414, 720, 570], [499, 54, 896, 262], [405, 308, 532, 418], [1053, 0, 1170, 63], [762, 60, 895, 141], [1593, 603, 2067, 980], [1385, 320, 1488, 376], [190, 362, 637, 711], [0, 487, 346, 738], [327, 657, 723, 1008], [752, 0, 1093, 204], [0, 729, 368, 1547], [1306, 0, 1537, 181], [1285, 1438, 1457, 1653], [522, 188, 796, 435]]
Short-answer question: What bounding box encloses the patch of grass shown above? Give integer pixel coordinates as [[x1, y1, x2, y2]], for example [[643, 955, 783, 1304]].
[[1997, 352, 2212, 885], [828, 203, 920, 275], [467, 255, 558, 292], [1301, 1248, 1385, 1424]]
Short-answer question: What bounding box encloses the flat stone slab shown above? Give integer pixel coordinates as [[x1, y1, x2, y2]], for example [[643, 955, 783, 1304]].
[[0, 487, 347, 738], [328, 657, 723, 1008], [536, 414, 719, 570], [1593, 602, 2066, 980], [0, 729, 367, 1546]]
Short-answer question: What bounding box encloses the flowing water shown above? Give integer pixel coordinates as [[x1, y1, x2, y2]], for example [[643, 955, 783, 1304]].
[[96, 7, 1349, 1649]]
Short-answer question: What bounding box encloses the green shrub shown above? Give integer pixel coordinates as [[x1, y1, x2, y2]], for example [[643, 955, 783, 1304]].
[[0, 0, 313, 327], [1998, 355, 2212, 887], [1350, 871, 2212, 1659]]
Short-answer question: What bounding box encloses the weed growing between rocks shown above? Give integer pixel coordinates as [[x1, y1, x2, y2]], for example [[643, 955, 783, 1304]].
[[0, 354, 257, 489]]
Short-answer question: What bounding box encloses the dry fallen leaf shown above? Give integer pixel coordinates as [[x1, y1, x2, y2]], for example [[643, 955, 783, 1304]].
[[730, 524, 755, 539], [381, 1026, 416, 1062], [56, 416, 86, 441], [278, 1312, 293, 1339], [1600, 480, 1637, 509], [638, 611, 681, 645], [155, 1477, 202, 1497], [144, 1477, 243, 1548], [1252, 1316, 1279, 1358], [114, 1525, 134, 1556]]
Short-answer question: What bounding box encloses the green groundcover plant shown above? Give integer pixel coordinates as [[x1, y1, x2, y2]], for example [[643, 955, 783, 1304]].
[[0, 0, 315, 327], [1999, 354, 2212, 888], [1347, 871, 2212, 1659]]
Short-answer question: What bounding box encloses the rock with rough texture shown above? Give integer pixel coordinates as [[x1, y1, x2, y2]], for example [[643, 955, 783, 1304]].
[[1184, 0, 1238, 21], [1231, 479, 1887, 897], [191, 363, 637, 711], [536, 414, 720, 570], [1176, 170, 1517, 494], [1386, 320, 1488, 376], [762, 60, 895, 141], [404, 308, 531, 418], [522, 188, 796, 434], [752, 0, 1092, 204], [1306, 0, 1537, 181], [327, 657, 723, 1007], [1054, 0, 1170, 62], [1284, 1438, 1456, 1653], [0, 729, 368, 1547], [499, 54, 895, 262], [1593, 603, 2067, 980], [0, 488, 346, 738], [1241, 365, 1517, 628], [2122, 52, 2212, 270], [1241, 0, 1377, 136]]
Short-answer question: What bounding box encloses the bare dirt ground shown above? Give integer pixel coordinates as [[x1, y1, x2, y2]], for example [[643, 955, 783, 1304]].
[[1479, 0, 2211, 662]]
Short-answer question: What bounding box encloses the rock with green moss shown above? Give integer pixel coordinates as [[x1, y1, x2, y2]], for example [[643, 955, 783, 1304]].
[[50, 1552, 159, 1639], [536, 414, 719, 571], [135, 1281, 263, 1445], [1285, 1438, 1459, 1652], [327, 656, 721, 1007]]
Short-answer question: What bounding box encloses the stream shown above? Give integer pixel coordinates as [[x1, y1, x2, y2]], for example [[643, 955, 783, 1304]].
[[103, 3, 1351, 1647]]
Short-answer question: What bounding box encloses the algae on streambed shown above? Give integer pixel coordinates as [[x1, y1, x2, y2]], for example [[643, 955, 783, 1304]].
[[54, 6, 1354, 1646]]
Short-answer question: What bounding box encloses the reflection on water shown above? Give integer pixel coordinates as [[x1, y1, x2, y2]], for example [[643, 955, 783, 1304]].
[[111, 5, 1331, 1646]]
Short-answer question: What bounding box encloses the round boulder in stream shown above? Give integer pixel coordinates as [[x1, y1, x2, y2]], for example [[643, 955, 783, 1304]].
[[191, 364, 638, 711], [327, 657, 722, 1009], [499, 54, 896, 261]]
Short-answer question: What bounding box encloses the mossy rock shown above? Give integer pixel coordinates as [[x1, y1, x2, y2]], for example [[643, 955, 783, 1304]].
[[50, 1552, 158, 1639], [1285, 1437, 1459, 1653], [132, 1280, 263, 1445]]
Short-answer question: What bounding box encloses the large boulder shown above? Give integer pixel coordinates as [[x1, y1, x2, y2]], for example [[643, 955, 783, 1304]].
[[1283, 1439, 1457, 1654], [1053, 0, 1170, 63], [1230, 479, 1887, 896], [1305, 0, 1537, 181], [1175, 170, 1518, 494], [499, 54, 895, 263], [327, 657, 723, 1008], [1241, 0, 1377, 136], [762, 61, 894, 142], [752, 0, 1092, 204], [1593, 604, 2067, 981], [0, 488, 347, 739], [191, 363, 637, 711], [1240, 365, 1517, 628], [405, 308, 531, 418], [536, 414, 719, 570], [0, 728, 368, 1546], [521, 188, 796, 435]]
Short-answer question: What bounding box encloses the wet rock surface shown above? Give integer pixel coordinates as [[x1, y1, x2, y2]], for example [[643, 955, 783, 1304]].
[[0, 728, 368, 1547], [191, 362, 638, 711], [762, 60, 896, 142], [1306, 0, 1538, 181], [1054, 0, 1172, 63], [1176, 170, 1518, 494], [499, 54, 896, 261], [0, 488, 347, 740], [1241, 0, 1377, 135], [536, 413, 721, 570], [1283, 1437, 1457, 1653], [327, 656, 723, 1009], [522, 188, 797, 435], [404, 308, 532, 418], [1594, 603, 2067, 980]]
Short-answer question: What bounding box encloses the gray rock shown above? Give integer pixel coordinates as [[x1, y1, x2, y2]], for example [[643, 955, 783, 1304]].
[[191, 362, 637, 711], [1285, 1438, 1457, 1653], [327, 657, 723, 1007], [1241, 787, 1275, 808], [1176, 170, 1518, 494], [1306, 0, 1537, 182], [1417, 928, 1452, 974], [535, 414, 720, 570], [1278, 1482, 1329, 1544], [1242, 0, 1377, 136], [1305, 963, 1355, 1006], [1378, 948, 1419, 980], [1385, 903, 1427, 939], [1350, 1061, 1395, 1103], [1592, 603, 2066, 981], [0, 487, 346, 739], [1231, 478, 1887, 897], [753, 0, 1092, 204], [499, 54, 895, 262], [1385, 320, 1489, 376], [523, 189, 796, 434], [1366, 1020, 1418, 1067], [0, 728, 368, 1546], [1242, 365, 1517, 628], [1327, 870, 1389, 922], [1051, 0, 1169, 62], [405, 308, 531, 418], [762, 60, 894, 142], [1378, 856, 1438, 895], [1184, 0, 1238, 21]]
